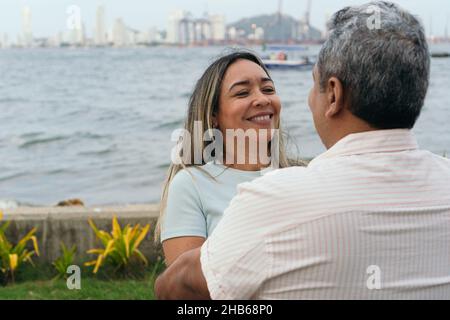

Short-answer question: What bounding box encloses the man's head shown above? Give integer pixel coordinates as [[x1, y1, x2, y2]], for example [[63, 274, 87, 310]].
[[308, 1, 430, 149]]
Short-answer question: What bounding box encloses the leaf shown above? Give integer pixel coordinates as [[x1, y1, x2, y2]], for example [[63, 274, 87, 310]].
[[93, 255, 104, 274], [103, 240, 115, 257], [84, 260, 97, 267], [112, 216, 121, 239], [15, 228, 37, 253], [0, 221, 11, 235], [132, 224, 150, 251], [87, 248, 104, 255], [134, 249, 148, 265], [89, 219, 110, 245], [9, 254, 18, 271], [124, 228, 131, 258], [30, 236, 40, 256]]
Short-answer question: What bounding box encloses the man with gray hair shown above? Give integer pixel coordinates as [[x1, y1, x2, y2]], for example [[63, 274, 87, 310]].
[[156, 1, 450, 300]]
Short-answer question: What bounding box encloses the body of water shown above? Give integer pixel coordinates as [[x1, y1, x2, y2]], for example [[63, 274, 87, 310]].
[[1, 45, 449, 206]]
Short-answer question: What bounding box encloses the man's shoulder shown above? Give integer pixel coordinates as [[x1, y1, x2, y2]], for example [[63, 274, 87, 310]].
[[241, 165, 316, 193], [260, 165, 308, 181]]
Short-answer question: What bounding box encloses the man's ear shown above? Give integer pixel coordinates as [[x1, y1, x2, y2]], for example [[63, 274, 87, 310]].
[[325, 77, 345, 118]]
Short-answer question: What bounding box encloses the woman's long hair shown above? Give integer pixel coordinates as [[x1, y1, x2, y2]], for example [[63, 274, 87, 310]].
[[155, 50, 303, 242]]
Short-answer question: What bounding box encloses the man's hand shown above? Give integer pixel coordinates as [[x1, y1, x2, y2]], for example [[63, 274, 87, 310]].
[[155, 247, 211, 300]]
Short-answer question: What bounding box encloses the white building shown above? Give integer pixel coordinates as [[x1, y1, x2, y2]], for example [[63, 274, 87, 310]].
[[167, 10, 188, 44], [95, 6, 107, 46], [112, 18, 128, 47], [255, 27, 265, 41], [167, 11, 226, 45], [193, 18, 211, 43], [228, 27, 237, 41], [22, 6, 33, 47], [209, 15, 226, 42], [0, 34, 9, 48], [68, 22, 86, 46], [110, 18, 134, 47]]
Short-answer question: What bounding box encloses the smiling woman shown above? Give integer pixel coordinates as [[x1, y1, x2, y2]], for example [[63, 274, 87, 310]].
[[154, 50, 304, 266]]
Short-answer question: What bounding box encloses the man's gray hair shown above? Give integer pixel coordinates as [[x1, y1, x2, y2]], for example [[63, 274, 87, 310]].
[[318, 1, 430, 129]]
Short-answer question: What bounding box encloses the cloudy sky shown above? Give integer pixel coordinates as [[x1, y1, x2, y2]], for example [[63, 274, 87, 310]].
[[0, 0, 448, 38]]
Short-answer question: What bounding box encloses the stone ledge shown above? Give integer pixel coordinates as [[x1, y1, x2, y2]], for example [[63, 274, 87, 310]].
[[1, 204, 162, 264]]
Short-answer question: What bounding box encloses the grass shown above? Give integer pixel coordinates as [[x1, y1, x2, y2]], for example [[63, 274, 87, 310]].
[[0, 259, 165, 300], [0, 277, 157, 300]]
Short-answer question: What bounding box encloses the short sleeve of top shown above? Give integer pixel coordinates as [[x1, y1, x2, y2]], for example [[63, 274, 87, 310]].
[[160, 169, 206, 242]]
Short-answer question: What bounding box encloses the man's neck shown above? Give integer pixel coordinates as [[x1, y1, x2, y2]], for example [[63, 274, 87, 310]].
[[325, 118, 377, 150]]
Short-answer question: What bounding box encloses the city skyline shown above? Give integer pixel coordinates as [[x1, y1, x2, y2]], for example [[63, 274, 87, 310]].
[[0, 0, 449, 40]]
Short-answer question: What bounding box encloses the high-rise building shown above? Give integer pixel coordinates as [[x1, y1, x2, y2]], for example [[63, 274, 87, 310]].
[[167, 10, 183, 44], [228, 27, 238, 41], [95, 6, 107, 46], [193, 18, 211, 43], [68, 22, 86, 46], [22, 6, 33, 47], [112, 18, 128, 47], [167, 11, 225, 45], [209, 15, 226, 42], [77, 23, 86, 45]]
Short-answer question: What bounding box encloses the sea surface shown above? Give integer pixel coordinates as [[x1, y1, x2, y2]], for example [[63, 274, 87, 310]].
[[1, 45, 449, 207]]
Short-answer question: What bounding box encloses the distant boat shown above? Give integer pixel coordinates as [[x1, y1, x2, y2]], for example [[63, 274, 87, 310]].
[[431, 52, 450, 58], [261, 44, 315, 70], [263, 58, 314, 70]]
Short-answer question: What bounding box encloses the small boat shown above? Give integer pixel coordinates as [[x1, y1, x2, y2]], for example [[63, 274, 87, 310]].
[[261, 44, 315, 70], [263, 58, 314, 70], [431, 52, 450, 58]]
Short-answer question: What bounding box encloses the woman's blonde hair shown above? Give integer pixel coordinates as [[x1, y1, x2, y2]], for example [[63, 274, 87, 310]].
[[155, 50, 303, 242]]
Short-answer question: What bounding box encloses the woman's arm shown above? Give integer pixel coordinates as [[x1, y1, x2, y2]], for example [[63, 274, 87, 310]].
[[163, 236, 206, 266], [161, 169, 207, 265]]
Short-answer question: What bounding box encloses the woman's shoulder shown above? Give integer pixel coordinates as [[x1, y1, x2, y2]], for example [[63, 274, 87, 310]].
[[170, 164, 216, 189]]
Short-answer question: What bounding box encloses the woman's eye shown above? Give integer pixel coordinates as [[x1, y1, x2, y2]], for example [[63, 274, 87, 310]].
[[236, 91, 249, 97], [263, 87, 275, 93]]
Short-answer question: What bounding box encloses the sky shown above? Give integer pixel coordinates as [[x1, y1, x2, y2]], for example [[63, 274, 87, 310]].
[[0, 0, 448, 38]]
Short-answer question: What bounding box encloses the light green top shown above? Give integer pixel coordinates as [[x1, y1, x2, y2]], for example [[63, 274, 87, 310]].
[[161, 162, 264, 242]]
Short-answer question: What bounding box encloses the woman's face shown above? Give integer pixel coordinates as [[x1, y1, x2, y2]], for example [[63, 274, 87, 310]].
[[216, 59, 281, 138]]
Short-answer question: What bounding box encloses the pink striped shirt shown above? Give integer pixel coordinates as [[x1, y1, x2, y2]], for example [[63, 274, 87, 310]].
[[200, 129, 450, 300]]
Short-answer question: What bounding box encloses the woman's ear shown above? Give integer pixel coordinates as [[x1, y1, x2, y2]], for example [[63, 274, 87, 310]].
[[325, 77, 345, 119], [211, 115, 218, 128]]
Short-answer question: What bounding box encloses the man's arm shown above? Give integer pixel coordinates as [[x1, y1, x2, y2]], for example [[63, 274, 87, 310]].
[[155, 247, 211, 300]]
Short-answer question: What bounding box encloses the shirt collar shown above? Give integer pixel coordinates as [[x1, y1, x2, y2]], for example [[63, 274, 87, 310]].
[[309, 129, 419, 166]]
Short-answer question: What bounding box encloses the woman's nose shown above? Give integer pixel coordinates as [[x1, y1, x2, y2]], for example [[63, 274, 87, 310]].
[[254, 91, 271, 108]]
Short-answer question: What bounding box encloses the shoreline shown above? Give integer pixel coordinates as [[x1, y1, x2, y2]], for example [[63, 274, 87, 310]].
[[0, 199, 159, 211]]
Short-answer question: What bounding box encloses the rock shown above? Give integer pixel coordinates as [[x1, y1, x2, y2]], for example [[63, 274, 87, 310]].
[[56, 199, 85, 207]]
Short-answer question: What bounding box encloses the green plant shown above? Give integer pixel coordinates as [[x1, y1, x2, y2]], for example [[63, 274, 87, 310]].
[[85, 216, 150, 275], [52, 242, 77, 280], [0, 216, 39, 284]]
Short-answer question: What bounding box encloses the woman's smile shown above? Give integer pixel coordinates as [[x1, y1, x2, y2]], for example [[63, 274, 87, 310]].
[[245, 111, 275, 127]]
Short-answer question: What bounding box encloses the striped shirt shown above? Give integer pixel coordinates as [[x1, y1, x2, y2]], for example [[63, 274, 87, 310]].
[[200, 129, 450, 300]]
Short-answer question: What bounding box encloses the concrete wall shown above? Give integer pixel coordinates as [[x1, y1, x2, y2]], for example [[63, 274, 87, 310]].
[[1, 204, 163, 264]]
